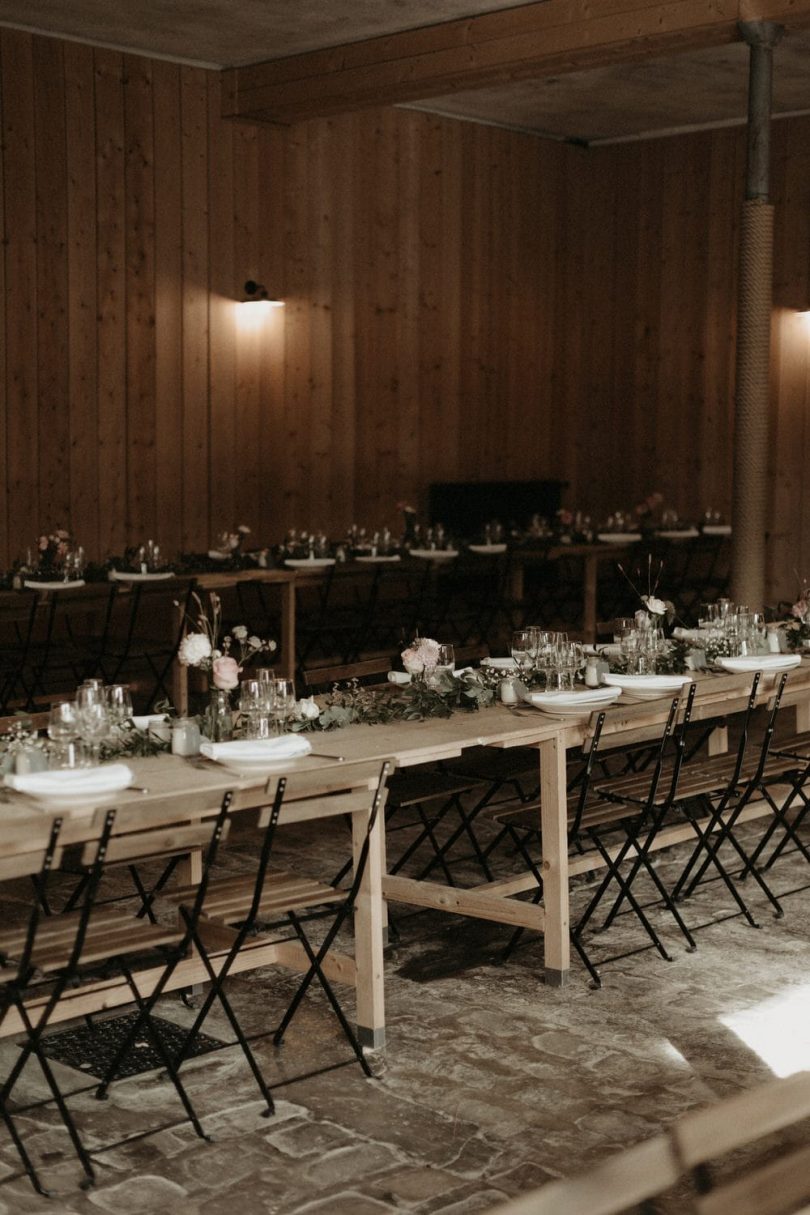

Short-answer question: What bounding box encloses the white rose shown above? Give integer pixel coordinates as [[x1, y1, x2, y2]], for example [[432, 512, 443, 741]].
[[232, 625, 248, 641], [248, 635, 262, 649], [642, 595, 668, 617], [295, 697, 321, 721], [178, 633, 212, 666]]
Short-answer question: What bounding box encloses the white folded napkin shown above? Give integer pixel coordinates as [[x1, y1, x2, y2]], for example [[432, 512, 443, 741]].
[[673, 627, 702, 643], [6, 763, 134, 799], [199, 736, 312, 763]]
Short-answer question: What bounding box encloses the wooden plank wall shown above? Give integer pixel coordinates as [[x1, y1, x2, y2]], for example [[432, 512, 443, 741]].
[[0, 29, 808, 601]]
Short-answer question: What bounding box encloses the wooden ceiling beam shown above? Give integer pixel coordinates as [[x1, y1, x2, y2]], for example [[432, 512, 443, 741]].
[[223, 0, 810, 125]]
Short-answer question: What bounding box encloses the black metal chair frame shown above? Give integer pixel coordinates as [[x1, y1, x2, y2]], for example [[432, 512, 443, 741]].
[[165, 761, 391, 1105], [572, 686, 699, 978], [668, 674, 790, 925]]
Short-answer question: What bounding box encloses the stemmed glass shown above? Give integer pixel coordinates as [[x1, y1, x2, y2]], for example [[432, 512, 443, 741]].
[[270, 678, 296, 736], [239, 679, 271, 739], [106, 684, 133, 732], [511, 630, 534, 680], [76, 684, 110, 764], [48, 701, 82, 767], [436, 644, 455, 677]]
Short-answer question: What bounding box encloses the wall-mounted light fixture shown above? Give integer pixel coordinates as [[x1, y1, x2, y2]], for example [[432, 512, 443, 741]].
[[243, 280, 284, 307]]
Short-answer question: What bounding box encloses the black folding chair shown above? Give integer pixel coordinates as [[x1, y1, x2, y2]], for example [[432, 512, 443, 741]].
[[1, 799, 233, 1192], [572, 685, 699, 978], [667, 673, 791, 925], [163, 760, 391, 1105]]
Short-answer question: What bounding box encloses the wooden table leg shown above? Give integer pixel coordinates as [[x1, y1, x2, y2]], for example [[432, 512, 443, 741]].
[[796, 698, 810, 734], [171, 601, 189, 714], [540, 735, 570, 985], [353, 800, 386, 1050], [582, 554, 598, 643], [281, 580, 296, 682]]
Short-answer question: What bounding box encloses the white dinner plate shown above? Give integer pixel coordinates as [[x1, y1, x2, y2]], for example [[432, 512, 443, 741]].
[[354, 555, 401, 564], [109, 570, 174, 582], [716, 655, 801, 674], [657, 528, 700, 540], [596, 533, 642, 544], [408, 549, 459, 560], [23, 579, 86, 591], [602, 673, 693, 701], [207, 550, 232, 560], [199, 736, 312, 771], [284, 558, 336, 569], [467, 544, 508, 554], [525, 688, 622, 717], [481, 657, 519, 671], [6, 763, 135, 808], [702, 524, 732, 536]]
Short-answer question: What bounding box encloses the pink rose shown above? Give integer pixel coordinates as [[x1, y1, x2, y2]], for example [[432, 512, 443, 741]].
[[212, 655, 240, 690]]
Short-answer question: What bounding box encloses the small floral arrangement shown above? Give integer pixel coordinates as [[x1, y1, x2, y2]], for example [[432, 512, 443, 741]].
[[401, 637, 440, 676], [618, 555, 675, 627], [19, 527, 84, 580], [634, 491, 664, 526], [213, 523, 252, 555], [177, 592, 276, 690]]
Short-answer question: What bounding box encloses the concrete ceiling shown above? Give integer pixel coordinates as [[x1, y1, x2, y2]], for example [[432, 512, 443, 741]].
[[0, 0, 809, 143]]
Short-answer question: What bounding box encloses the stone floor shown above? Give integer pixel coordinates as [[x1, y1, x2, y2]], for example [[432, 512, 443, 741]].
[[2, 780, 810, 1214]]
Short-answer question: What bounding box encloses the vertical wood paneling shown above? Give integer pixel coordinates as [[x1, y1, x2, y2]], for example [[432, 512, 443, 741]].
[[64, 41, 100, 557], [152, 60, 184, 560], [2, 32, 39, 555], [179, 67, 209, 552], [1, 27, 809, 604], [124, 55, 156, 545], [207, 72, 236, 538], [94, 49, 127, 558], [33, 37, 70, 531]]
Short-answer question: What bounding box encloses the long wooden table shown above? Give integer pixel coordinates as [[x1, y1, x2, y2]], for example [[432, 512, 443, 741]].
[[2, 661, 808, 1049]]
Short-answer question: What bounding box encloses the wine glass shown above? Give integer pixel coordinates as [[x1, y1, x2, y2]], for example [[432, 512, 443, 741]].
[[270, 678, 296, 736], [511, 630, 534, 679], [435, 644, 455, 680], [48, 701, 83, 767], [77, 700, 110, 765], [105, 684, 133, 728]]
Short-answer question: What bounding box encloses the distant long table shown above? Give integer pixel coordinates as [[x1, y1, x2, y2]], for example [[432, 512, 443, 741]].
[[508, 542, 637, 641]]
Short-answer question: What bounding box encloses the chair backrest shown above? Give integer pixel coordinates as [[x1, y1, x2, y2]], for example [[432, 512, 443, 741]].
[[243, 759, 392, 925], [567, 710, 608, 835], [303, 655, 392, 692]]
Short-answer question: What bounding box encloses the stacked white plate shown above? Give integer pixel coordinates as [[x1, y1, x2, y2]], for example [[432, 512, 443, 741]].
[[596, 533, 642, 544], [524, 687, 622, 717], [657, 528, 700, 540], [109, 570, 174, 582], [716, 655, 801, 674], [408, 549, 459, 560], [6, 763, 135, 808], [467, 544, 508, 554], [199, 736, 312, 772], [703, 524, 732, 536], [23, 579, 86, 591], [354, 554, 401, 563], [284, 558, 336, 569], [602, 674, 693, 701]]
